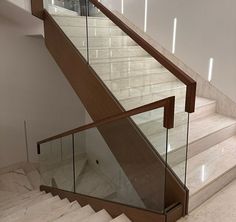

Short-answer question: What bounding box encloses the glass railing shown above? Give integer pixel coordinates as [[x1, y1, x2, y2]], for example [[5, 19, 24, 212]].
[[38, 97, 174, 213], [42, 0, 195, 186]]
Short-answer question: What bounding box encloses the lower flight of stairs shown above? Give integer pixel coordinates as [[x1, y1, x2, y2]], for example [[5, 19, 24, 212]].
[[0, 168, 131, 222]]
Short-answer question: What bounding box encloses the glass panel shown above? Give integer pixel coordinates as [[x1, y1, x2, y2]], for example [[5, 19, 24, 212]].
[[86, 0, 189, 184], [73, 109, 168, 213], [42, 0, 189, 185], [39, 135, 74, 192], [43, 0, 88, 61]]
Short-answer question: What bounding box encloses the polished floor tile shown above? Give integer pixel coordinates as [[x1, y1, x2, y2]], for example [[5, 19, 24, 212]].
[[178, 179, 236, 222]]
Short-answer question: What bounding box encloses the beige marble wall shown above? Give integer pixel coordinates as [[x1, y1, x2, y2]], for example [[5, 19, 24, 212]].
[[112, 10, 236, 119]]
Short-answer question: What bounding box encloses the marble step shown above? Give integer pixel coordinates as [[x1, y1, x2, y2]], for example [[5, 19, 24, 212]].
[[53, 15, 115, 27], [136, 97, 216, 135], [174, 136, 236, 211], [54, 205, 95, 222], [49, 5, 79, 16], [148, 113, 236, 167], [60, 25, 125, 37], [20, 198, 70, 222], [111, 214, 132, 222], [107, 78, 183, 95], [26, 170, 41, 190], [0, 191, 18, 204], [0, 169, 33, 194], [103, 70, 177, 89], [0, 193, 52, 218], [78, 46, 149, 60], [91, 57, 162, 76], [81, 209, 112, 222], [0, 190, 43, 211], [1, 196, 66, 222], [31, 201, 80, 222], [120, 87, 186, 110], [69, 36, 137, 48], [113, 80, 185, 102], [99, 67, 172, 81]]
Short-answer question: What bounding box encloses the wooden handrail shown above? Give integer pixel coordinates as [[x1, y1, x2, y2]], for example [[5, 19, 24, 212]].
[[89, 0, 196, 113], [37, 96, 175, 147]]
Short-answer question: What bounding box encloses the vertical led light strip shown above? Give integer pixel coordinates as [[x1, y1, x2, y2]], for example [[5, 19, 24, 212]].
[[121, 0, 124, 14], [144, 0, 148, 32], [172, 17, 177, 54], [208, 58, 214, 82]]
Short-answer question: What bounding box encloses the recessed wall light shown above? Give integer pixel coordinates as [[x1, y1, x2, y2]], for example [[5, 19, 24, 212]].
[[208, 58, 214, 82], [144, 0, 148, 32], [172, 17, 177, 54], [121, 0, 124, 14]]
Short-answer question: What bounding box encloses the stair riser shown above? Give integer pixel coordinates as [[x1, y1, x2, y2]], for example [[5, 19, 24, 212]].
[[70, 36, 136, 48], [138, 102, 215, 137], [62, 26, 125, 37], [99, 68, 167, 81], [54, 17, 115, 27], [78, 48, 149, 59], [188, 124, 236, 159], [189, 166, 236, 211], [91, 60, 162, 74], [104, 73, 177, 91], [190, 102, 216, 122], [121, 88, 186, 109], [168, 124, 236, 167], [113, 84, 185, 101]]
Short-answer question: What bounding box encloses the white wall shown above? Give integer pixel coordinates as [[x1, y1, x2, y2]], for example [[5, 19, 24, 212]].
[[102, 0, 236, 103], [7, 0, 31, 12], [0, 15, 87, 168]]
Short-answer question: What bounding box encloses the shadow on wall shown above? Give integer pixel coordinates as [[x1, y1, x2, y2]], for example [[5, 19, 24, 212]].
[[0, 0, 43, 35], [0, 12, 88, 168]]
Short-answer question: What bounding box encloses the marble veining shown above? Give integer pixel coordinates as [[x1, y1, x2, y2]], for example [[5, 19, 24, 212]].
[[178, 179, 236, 222], [0, 169, 33, 194]]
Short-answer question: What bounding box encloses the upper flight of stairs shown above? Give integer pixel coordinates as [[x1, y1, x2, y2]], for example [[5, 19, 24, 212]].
[[48, 11, 236, 213], [0, 168, 132, 222]]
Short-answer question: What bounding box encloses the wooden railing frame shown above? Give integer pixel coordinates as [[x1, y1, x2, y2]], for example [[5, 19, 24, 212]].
[[31, 0, 196, 113], [89, 0, 196, 113], [40, 185, 183, 222], [37, 96, 175, 149], [31, 1, 190, 217]]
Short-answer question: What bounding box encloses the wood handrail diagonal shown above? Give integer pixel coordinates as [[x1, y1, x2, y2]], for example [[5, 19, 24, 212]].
[[37, 96, 175, 148], [89, 0, 196, 113]]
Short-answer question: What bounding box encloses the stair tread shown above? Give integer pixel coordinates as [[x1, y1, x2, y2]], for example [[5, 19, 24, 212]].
[[0, 169, 33, 194], [111, 214, 132, 222], [52, 14, 110, 20], [174, 136, 236, 196], [0, 193, 52, 218], [54, 205, 95, 222], [90, 56, 154, 64], [0, 191, 18, 203], [0, 190, 43, 211], [149, 113, 236, 154], [1, 196, 63, 221], [36, 201, 81, 222], [81, 209, 112, 222], [134, 96, 215, 126]]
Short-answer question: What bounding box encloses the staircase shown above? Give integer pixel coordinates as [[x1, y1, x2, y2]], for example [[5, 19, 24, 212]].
[[47, 8, 236, 213], [0, 168, 131, 222], [26, 1, 236, 221]]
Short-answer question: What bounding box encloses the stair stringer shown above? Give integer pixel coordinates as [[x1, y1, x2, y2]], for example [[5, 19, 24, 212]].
[[31, 3, 189, 218]]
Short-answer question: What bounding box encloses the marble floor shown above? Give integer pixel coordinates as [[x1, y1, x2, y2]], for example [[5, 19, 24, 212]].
[[178, 179, 236, 222]]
